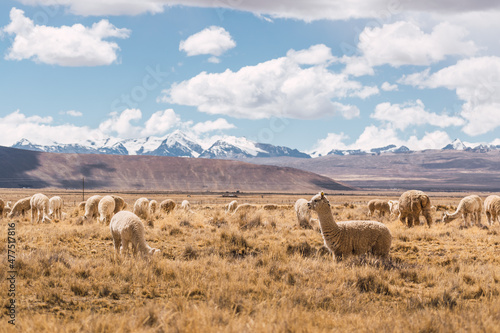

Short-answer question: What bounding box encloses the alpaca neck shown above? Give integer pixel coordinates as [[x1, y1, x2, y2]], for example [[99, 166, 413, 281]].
[[316, 204, 339, 234]]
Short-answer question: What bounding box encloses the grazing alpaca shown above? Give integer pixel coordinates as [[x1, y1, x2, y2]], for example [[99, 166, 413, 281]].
[[98, 195, 116, 225], [398, 190, 433, 227], [83, 195, 103, 223], [49, 196, 63, 220], [8, 197, 32, 219], [110, 211, 160, 258], [295, 198, 316, 229], [484, 195, 500, 226], [225, 200, 238, 213], [30, 193, 52, 224], [159, 199, 176, 214], [307, 192, 391, 260], [442, 195, 483, 227], [133, 197, 150, 220], [367, 199, 390, 218]]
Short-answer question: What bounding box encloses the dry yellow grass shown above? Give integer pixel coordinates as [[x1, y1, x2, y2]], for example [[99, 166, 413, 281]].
[[1, 190, 500, 332]]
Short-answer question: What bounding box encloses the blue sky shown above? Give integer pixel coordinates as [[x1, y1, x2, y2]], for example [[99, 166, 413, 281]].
[[1, 0, 500, 155]]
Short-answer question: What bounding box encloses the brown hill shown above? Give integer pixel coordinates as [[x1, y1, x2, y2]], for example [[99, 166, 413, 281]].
[[240, 150, 500, 192], [0, 146, 352, 192]]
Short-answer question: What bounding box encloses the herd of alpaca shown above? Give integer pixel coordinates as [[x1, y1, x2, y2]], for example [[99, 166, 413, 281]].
[[1, 190, 500, 261]]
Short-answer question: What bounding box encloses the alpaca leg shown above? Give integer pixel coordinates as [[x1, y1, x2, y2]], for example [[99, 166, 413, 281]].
[[486, 212, 492, 226], [31, 208, 36, 223]]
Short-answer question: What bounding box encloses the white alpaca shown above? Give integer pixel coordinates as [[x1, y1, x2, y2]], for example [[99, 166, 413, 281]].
[[307, 192, 391, 260], [111, 195, 127, 214], [181, 200, 191, 211], [225, 200, 238, 213], [232, 203, 258, 215], [159, 199, 176, 214], [30, 193, 52, 224], [133, 197, 150, 220], [49, 196, 63, 220], [149, 200, 158, 218], [8, 197, 31, 219], [83, 195, 103, 222], [367, 199, 390, 218], [295, 198, 316, 229], [110, 211, 160, 258], [484, 195, 500, 226], [442, 195, 483, 227], [398, 190, 433, 227], [98, 195, 116, 225]]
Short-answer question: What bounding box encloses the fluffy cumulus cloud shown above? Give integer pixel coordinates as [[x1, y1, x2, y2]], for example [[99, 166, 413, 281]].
[[15, 0, 500, 20], [98, 109, 180, 138], [371, 100, 465, 130], [2, 8, 130, 66], [0, 110, 103, 146], [0, 109, 184, 146], [343, 21, 477, 76], [310, 127, 454, 156], [381, 82, 398, 91], [191, 118, 236, 134], [400, 56, 500, 135], [160, 44, 377, 120], [179, 26, 236, 62]]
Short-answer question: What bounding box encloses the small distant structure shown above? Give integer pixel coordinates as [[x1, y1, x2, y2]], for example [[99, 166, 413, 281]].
[[222, 191, 238, 198]]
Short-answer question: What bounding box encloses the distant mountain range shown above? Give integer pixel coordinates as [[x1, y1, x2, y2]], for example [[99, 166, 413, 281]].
[[10, 133, 500, 159]]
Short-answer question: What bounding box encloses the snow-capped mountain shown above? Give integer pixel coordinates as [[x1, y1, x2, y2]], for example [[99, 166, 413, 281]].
[[10, 131, 310, 159], [442, 138, 467, 150], [310, 144, 412, 158]]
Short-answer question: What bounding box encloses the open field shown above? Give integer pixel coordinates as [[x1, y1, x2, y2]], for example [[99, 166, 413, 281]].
[[1, 190, 500, 332]]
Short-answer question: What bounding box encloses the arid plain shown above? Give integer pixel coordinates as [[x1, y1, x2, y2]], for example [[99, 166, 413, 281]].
[[1, 189, 499, 332]]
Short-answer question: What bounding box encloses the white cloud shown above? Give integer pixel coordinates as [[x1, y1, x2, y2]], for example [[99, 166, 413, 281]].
[[286, 44, 335, 65], [310, 126, 454, 154], [61, 110, 83, 117], [179, 26, 235, 57], [0, 109, 103, 146], [2, 8, 130, 66], [98, 109, 143, 138], [192, 118, 236, 134], [342, 21, 478, 77], [15, 0, 500, 21], [160, 44, 377, 120], [400, 56, 500, 135], [142, 109, 180, 136], [372, 100, 465, 130], [381, 82, 398, 91]]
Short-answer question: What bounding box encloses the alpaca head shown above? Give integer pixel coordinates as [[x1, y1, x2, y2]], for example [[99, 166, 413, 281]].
[[442, 212, 452, 224], [307, 192, 330, 211]]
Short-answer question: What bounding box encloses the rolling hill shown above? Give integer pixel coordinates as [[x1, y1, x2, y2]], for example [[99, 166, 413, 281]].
[[0, 146, 351, 192]]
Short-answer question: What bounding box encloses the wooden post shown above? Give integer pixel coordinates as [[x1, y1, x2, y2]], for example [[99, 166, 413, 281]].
[[82, 177, 85, 202]]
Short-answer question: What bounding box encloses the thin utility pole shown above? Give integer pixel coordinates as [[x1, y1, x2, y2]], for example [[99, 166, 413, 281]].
[[82, 177, 85, 202]]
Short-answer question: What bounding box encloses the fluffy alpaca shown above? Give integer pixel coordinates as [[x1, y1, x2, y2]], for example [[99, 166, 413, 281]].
[[149, 200, 158, 218], [442, 195, 483, 227], [78, 201, 86, 213], [232, 203, 258, 216], [159, 199, 176, 214], [110, 211, 160, 258], [98, 195, 116, 225], [484, 195, 500, 226], [295, 198, 315, 229], [367, 199, 390, 218], [8, 197, 31, 219], [181, 200, 191, 211], [398, 190, 433, 227], [48, 196, 63, 220], [111, 195, 127, 214], [307, 192, 391, 260], [133, 197, 150, 220], [225, 200, 238, 213], [83, 195, 103, 222], [30, 193, 52, 224]]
